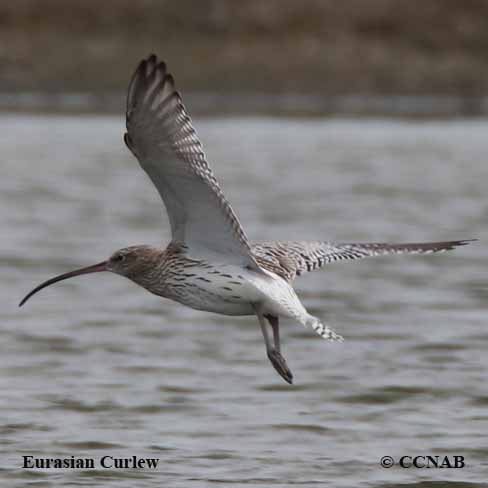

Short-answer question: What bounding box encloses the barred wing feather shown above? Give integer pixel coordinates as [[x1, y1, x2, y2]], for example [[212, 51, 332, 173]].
[[125, 55, 258, 267], [252, 240, 474, 281]]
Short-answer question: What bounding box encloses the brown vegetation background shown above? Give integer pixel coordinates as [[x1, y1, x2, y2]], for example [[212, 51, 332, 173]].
[[2, 0, 488, 110]]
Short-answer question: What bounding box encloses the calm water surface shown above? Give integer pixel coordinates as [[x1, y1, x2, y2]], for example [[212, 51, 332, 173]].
[[1, 114, 487, 487]]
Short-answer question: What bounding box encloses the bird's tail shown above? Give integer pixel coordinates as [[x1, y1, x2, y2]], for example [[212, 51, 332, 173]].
[[305, 314, 344, 342]]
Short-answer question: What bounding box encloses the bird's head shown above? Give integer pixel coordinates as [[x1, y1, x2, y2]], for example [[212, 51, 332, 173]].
[[106, 247, 141, 275], [19, 245, 160, 307]]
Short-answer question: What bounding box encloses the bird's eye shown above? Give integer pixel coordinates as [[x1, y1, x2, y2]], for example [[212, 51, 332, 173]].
[[113, 254, 125, 262]]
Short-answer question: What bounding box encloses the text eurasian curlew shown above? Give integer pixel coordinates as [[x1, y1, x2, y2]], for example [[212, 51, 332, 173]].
[[20, 55, 474, 383]]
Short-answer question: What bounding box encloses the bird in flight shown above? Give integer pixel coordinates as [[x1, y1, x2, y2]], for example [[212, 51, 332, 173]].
[[20, 55, 473, 384]]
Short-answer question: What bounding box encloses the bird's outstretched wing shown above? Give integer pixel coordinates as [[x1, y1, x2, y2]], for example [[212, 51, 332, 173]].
[[125, 55, 258, 267], [252, 240, 474, 281]]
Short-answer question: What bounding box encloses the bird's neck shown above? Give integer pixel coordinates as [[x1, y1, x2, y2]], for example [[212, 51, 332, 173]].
[[127, 243, 189, 297]]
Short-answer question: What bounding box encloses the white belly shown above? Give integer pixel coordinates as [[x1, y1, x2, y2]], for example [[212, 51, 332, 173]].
[[160, 263, 308, 320], [160, 264, 262, 316], [170, 288, 255, 316], [152, 260, 342, 341]]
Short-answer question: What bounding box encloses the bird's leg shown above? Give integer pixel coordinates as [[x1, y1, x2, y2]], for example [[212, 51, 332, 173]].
[[267, 315, 281, 352], [266, 315, 293, 383], [255, 310, 293, 384]]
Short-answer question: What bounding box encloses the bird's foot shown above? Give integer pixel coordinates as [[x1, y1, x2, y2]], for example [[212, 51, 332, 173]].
[[268, 350, 293, 384]]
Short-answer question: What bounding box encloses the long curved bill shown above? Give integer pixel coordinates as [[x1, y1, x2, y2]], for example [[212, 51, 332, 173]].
[[19, 261, 107, 307]]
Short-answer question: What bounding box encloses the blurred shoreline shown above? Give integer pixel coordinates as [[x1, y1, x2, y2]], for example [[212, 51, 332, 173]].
[[3, 92, 488, 117], [3, 1, 488, 117]]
